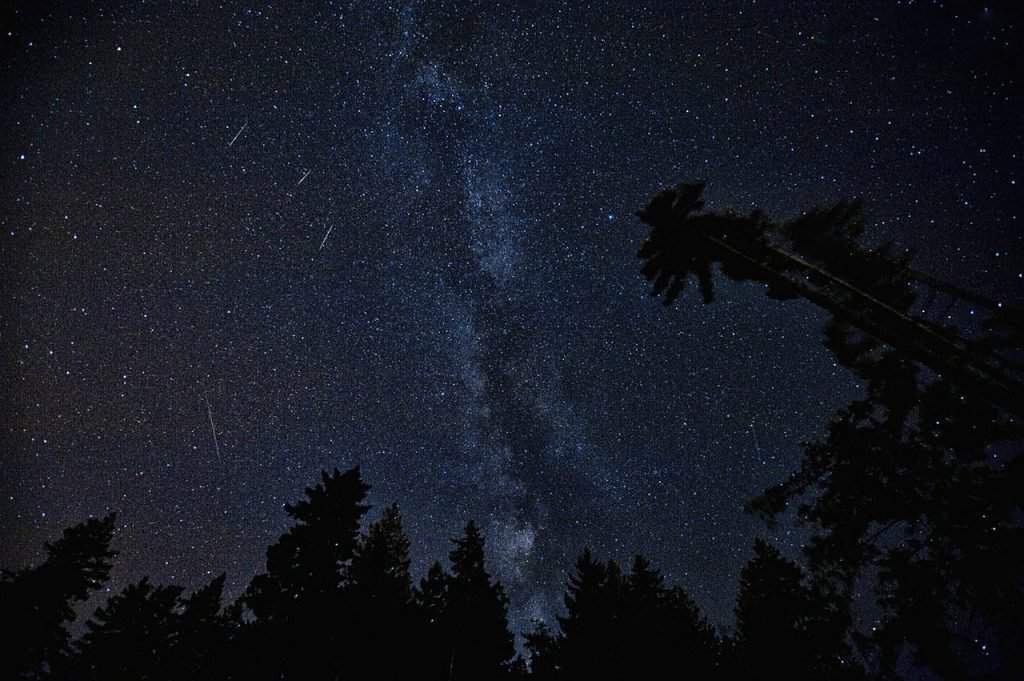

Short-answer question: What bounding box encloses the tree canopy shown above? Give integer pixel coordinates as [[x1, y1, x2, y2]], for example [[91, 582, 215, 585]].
[[638, 182, 1024, 679]]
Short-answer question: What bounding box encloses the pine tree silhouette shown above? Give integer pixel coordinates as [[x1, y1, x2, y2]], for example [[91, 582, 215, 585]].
[[242, 466, 370, 681], [74, 577, 182, 681], [444, 521, 515, 680], [71, 573, 238, 681], [414, 560, 453, 680], [539, 550, 718, 680], [16, 465, 989, 678], [621, 555, 718, 679], [735, 540, 859, 681], [173, 574, 238, 681], [523, 622, 561, 681], [347, 503, 416, 680], [555, 549, 623, 679], [0, 513, 117, 680]]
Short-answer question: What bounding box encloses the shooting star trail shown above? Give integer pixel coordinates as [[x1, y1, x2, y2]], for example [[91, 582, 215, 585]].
[[228, 121, 248, 147], [297, 169, 312, 186], [204, 397, 222, 464], [319, 225, 334, 251]]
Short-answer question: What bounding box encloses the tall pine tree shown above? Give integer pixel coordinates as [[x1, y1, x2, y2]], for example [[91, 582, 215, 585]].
[[444, 521, 515, 680], [347, 504, 415, 680], [242, 466, 370, 681], [414, 560, 452, 679], [555, 549, 623, 679]]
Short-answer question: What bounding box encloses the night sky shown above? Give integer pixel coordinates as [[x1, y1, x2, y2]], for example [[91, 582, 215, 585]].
[[3, 1, 1021, 639]]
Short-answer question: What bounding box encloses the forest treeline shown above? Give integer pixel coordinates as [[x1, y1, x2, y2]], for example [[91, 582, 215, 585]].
[[4, 467, 863, 681], [6, 183, 1022, 680]]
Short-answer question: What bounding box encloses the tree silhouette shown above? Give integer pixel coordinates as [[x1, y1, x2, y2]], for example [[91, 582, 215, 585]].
[[71, 573, 239, 681], [444, 520, 516, 680], [735, 539, 860, 681], [622, 555, 718, 679], [25, 456, 1017, 678], [754, 376, 1024, 679], [347, 503, 416, 680], [0, 513, 117, 680], [554, 549, 623, 679], [533, 549, 718, 680], [523, 622, 561, 681], [242, 466, 370, 681], [638, 182, 1024, 678], [74, 577, 182, 681], [413, 560, 453, 679], [637, 181, 1024, 416], [173, 574, 239, 681]]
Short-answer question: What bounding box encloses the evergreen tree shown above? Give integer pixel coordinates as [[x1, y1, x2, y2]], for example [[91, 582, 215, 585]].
[[72, 573, 238, 681], [524, 622, 561, 681], [246, 467, 370, 615], [74, 577, 182, 681], [0, 514, 117, 680], [444, 521, 515, 680], [654, 586, 718, 677], [556, 549, 624, 679], [172, 574, 239, 681], [242, 466, 370, 681], [416, 560, 450, 624], [350, 504, 412, 609], [347, 504, 415, 680], [414, 560, 452, 680], [735, 540, 860, 681], [621, 555, 719, 679], [551, 551, 717, 680]]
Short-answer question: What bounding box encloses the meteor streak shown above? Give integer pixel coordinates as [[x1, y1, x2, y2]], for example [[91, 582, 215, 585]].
[[204, 397, 222, 463], [319, 225, 334, 251], [228, 121, 248, 147]]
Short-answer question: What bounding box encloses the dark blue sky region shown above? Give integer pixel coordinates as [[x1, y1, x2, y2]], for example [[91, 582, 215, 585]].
[[3, 1, 1021, 637]]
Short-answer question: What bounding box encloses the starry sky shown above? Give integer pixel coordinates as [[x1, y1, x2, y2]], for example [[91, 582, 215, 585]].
[[3, 1, 1022, 638]]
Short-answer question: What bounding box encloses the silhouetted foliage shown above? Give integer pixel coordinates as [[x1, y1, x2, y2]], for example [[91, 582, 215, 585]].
[[75, 577, 182, 680], [624, 555, 719, 679], [0, 513, 117, 680], [444, 520, 516, 680], [639, 182, 1024, 679], [13, 444, 1014, 679], [246, 467, 370, 616], [637, 181, 1024, 416], [523, 622, 560, 681], [530, 549, 719, 680], [414, 560, 453, 678], [242, 466, 371, 681], [71, 573, 238, 681], [176, 573, 240, 680], [735, 539, 861, 681], [347, 503, 416, 680], [555, 549, 623, 678]]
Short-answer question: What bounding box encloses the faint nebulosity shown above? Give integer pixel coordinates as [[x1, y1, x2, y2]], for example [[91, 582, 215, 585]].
[[2, 1, 1020, 637]]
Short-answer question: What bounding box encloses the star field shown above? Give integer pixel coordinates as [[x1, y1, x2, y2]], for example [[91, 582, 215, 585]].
[[3, 1, 1021, 639]]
